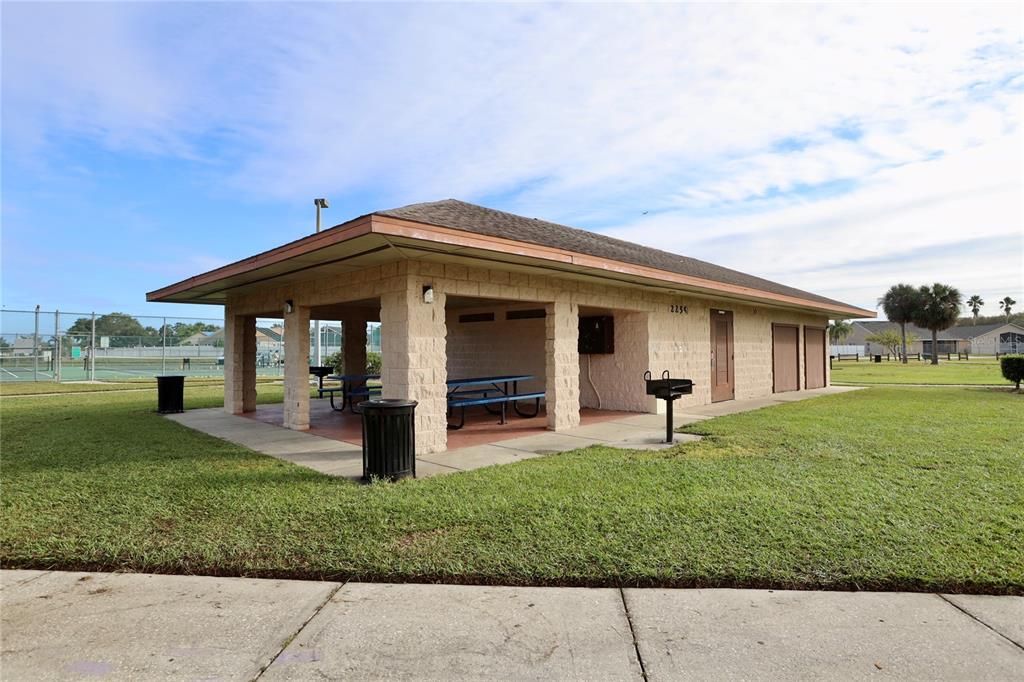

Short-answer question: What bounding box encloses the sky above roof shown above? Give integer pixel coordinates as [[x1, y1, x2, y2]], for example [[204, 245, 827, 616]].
[[2, 2, 1021, 322]]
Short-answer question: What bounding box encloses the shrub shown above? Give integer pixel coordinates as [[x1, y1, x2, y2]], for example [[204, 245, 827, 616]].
[[366, 351, 382, 374], [1001, 355, 1024, 391], [321, 350, 382, 374], [324, 350, 344, 373]]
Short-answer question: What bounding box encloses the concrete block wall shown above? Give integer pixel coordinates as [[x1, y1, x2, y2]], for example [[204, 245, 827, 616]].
[[283, 304, 311, 430], [647, 299, 829, 409], [343, 316, 368, 375], [546, 299, 581, 431], [380, 274, 448, 454], [445, 304, 546, 394], [579, 310, 652, 412], [223, 311, 256, 415]]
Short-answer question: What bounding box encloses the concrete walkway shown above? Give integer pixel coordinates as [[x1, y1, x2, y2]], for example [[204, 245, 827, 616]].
[[2, 570, 1020, 680], [167, 386, 863, 480]]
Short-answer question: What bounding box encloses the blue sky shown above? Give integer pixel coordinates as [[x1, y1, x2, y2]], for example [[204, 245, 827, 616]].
[[2, 2, 1022, 322]]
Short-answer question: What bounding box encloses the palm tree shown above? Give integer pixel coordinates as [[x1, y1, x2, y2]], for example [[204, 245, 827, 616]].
[[1001, 296, 1017, 322], [878, 284, 922, 364], [966, 295, 984, 325], [828, 320, 852, 346], [913, 283, 963, 365]]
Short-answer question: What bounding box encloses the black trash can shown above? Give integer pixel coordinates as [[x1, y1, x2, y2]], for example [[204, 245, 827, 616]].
[[874, 354, 882, 363], [361, 399, 417, 481], [156, 375, 185, 414]]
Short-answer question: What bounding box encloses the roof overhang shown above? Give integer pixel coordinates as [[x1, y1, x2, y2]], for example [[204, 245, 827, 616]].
[[147, 214, 875, 318]]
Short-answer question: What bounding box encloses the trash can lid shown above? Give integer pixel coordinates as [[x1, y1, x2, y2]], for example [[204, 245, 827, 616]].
[[361, 398, 418, 409]]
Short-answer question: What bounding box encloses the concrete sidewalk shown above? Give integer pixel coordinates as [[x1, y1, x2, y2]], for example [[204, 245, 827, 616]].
[[168, 386, 863, 480], [2, 570, 1020, 681]]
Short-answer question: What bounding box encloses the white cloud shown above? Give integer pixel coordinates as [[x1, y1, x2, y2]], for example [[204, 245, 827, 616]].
[[3, 2, 1022, 313]]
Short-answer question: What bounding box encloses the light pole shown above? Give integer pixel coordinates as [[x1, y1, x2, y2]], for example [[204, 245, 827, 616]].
[[312, 198, 329, 366]]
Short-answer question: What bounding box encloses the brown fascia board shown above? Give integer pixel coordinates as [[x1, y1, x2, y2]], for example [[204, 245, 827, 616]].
[[145, 215, 374, 302], [147, 213, 874, 318]]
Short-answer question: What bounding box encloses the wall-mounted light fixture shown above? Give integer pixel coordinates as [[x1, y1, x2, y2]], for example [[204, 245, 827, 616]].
[[422, 285, 434, 304], [284, 300, 294, 314]]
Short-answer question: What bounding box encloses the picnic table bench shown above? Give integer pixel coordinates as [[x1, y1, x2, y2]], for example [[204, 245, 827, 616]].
[[324, 374, 382, 413], [446, 375, 543, 430]]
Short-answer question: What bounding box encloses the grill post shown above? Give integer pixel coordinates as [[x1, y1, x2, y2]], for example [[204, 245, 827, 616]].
[[665, 393, 673, 444]]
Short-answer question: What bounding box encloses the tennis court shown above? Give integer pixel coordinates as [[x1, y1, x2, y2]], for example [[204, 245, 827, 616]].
[[0, 355, 288, 383], [0, 308, 359, 384]]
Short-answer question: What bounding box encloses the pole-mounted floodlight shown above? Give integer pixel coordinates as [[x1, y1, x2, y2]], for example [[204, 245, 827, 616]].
[[314, 198, 329, 233], [312, 198, 330, 365]]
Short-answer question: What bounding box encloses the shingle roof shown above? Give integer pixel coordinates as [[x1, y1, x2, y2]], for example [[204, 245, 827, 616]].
[[853, 320, 1018, 339], [374, 199, 854, 309], [256, 326, 282, 342], [943, 323, 1019, 338]]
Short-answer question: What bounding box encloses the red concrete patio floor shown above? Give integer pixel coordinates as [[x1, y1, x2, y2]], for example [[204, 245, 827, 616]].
[[242, 399, 637, 449]]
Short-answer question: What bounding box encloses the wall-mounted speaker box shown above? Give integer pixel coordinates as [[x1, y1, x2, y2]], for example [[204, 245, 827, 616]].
[[579, 315, 614, 354]]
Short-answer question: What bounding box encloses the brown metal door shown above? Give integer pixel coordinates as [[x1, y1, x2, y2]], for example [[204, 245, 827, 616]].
[[710, 310, 734, 402], [772, 324, 800, 393], [804, 327, 826, 389]]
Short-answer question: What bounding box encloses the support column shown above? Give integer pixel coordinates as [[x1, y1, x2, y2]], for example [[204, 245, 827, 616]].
[[283, 304, 311, 430], [380, 278, 447, 454], [224, 311, 256, 415], [343, 316, 368, 375], [546, 298, 581, 431]]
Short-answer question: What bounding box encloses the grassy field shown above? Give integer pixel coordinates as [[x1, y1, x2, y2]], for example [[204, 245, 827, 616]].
[[0, 377, 284, 396], [831, 357, 1007, 385], [1, 385, 1021, 593]]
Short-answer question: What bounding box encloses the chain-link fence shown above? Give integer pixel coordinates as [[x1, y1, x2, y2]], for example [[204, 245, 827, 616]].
[[0, 308, 382, 383]]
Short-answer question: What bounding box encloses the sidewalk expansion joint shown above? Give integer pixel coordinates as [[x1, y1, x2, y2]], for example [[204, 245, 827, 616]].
[[252, 581, 345, 681], [937, 593, 1024, 653], [618, 588, 648, 681]]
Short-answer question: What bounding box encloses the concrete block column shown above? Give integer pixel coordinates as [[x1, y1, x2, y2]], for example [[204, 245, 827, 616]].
[[380, 278, 447, 454], [283, 304, 311, 431], [546, 298, 581, 431], [224, 311, 256, 415], [343, 316, 368, 375]]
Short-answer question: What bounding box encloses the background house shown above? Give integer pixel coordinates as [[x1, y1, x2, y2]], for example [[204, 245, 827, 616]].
[[951, 322, 1024, 355], [846, 320, 1024, 356]]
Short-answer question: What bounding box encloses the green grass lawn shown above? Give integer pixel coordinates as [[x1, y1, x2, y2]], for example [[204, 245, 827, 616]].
[[0, 377, 284, 396], [831, 357, 1007, 385], [1, 385, 1021, 593]]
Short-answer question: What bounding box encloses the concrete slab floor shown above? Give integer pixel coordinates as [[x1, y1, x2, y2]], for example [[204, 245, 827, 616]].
[[0, 570, 338, 681], [486, 431, 608, 454], [623, 588, 1024, 681], [261, 582, 643, 681], [941, 594, 1024, 649], [164, 386, 864, 480], [3, 572, 1021, 681], [421, 443, 539, 470]]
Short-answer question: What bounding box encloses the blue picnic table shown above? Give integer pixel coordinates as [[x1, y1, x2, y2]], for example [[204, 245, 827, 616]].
[[446, 374, 543, 429], [321, 373, 545, 427]]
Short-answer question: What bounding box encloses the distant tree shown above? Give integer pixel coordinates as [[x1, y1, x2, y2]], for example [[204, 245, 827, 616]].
[[0, 337, 10, 350], [828, 320, 852, 345], [913, 283, 963, 365], [1001, 296, 1017, 322], [866, 329, 918, 360], [878, 284, 923, 365], [67, 313, 151, 348], [966, 295, 984, 325], [956, 312, 1024, 327]]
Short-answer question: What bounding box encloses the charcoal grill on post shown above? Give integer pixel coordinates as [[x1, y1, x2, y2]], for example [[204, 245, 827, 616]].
[[644, 370, 694, 443]]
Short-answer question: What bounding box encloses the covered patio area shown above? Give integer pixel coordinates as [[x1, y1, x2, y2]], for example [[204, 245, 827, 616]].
[[243, 398, 638, 452], [167, 386, 863, 480]]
